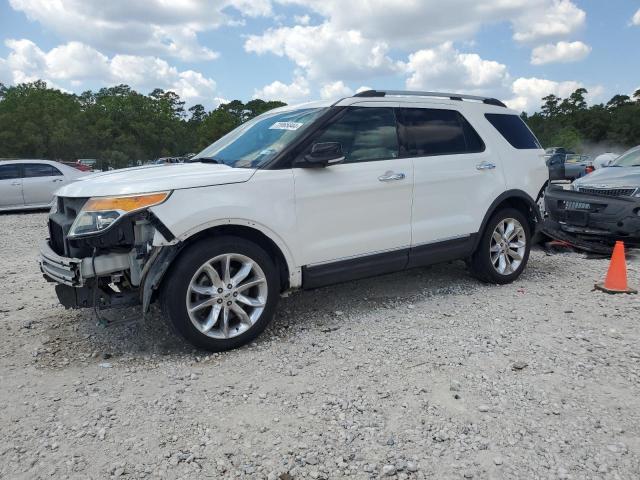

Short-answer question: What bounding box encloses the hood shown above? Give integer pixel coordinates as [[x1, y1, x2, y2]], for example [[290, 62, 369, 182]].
[[55, 163, 256, 197], [574, 166, 640, 189]]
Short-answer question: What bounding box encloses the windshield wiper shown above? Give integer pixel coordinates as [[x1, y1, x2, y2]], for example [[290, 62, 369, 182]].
[[190, 157, 225, 165]]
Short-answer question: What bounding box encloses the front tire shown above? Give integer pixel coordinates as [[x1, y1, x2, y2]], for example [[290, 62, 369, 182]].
[[469, 208, 531, 284], [161, 236, 280, 351]]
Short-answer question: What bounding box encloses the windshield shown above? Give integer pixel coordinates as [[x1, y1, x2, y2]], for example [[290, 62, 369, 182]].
[[612, 147, 640, 167], [192, 107, 328, 168]]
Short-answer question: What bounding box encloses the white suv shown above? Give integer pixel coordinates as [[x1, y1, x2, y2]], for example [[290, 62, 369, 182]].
[[39, 90, 547, 351]]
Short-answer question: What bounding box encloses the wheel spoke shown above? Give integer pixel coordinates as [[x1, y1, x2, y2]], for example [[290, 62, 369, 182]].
[[203, 264, 223, 289], [509, 240, 525, 249], [236, 294, 265, 308], [237, 277, 265, 291], [231, 262, 253, 287], [498, 254, 507, 273], [200, 304, 222, 332], [190, 284, 215, 296], [490, 243, 501, 253], [222, 255, 231, 285], [507, 249, 522, 261], [507, 226, 522, 242], [504, 221, 515, 240], [492, 231, 502, 243], [188, 297, 217, 313], [221, 306, 230, 338], [230, 303, 252, 327]]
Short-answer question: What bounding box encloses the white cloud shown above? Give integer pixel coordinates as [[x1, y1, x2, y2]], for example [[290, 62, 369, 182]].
[[0, 39, 218, 106], [506, 77, 584, 112], [276, 0, 585, 47], [319, 80, 353, 99], [245, 23, 397, 81], [632, 9, 640, 26], [7, 0, 273, 60], [253, 76, 310, 104], [512, 0, 586, 43], [531, 41, 591, 65], [403, 42, 509, 94]]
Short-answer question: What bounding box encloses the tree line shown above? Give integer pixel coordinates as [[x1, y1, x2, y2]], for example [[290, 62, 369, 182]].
[[0, 81, 285, 168], [1, 80, 639, 169], [524, 88, 640, 154]]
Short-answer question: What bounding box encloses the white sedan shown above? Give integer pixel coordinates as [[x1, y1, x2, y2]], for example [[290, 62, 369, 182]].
[[0, 160, 85, 212]]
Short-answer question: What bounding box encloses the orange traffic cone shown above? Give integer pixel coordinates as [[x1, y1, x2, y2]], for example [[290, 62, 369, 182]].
[[594, 241, 637, 294]]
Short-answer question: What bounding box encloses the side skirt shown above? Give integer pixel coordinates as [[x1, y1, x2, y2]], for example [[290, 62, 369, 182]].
[[302, 235, 477, 289]]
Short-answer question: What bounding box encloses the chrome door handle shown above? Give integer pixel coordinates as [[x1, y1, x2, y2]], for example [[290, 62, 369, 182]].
[[52, 178, 64, 182], [378, 171, 406, 182], [11, 181, 21, 186], [476, 161, 496, 170]]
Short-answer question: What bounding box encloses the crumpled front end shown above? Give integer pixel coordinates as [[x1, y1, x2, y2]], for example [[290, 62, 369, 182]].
[[39, 195, 177, 310], [543, 185, 640, 249]]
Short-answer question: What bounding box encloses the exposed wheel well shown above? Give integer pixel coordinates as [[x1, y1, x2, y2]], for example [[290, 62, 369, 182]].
[[492, 197, 538, 232], [178, 225, 291, 292]]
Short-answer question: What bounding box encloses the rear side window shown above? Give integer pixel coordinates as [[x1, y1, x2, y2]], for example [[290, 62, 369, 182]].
[[485, 114, 541, 149], [397, 108, 485, 157], [23, 164, 63, 177], [0, 164, 21, 180], [312, 107, 399, 163]]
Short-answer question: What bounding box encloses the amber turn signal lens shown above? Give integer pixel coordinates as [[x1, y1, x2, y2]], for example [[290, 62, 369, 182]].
[[83, 192, 170, 212]]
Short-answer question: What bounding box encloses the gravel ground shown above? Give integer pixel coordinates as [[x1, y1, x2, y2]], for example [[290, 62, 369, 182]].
[[1, 212, 640, 480]]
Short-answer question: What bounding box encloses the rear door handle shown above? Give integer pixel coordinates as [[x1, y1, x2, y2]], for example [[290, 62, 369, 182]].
[[378, 171, 406, 182], [476, 161, 496, 170], [11, 181, 21, 186], [52, 178, 64, 182]]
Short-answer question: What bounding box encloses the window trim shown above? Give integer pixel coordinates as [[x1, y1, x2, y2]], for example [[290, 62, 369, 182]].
[[396, 107, 486, 159], [294, 106, 402, 166]]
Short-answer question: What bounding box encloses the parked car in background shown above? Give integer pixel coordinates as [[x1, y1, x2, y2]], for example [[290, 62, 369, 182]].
[[544, 145, 640, 252], [39, 89, 547, 351], [546, 151, 593, 181], [0, 160, 85, 212], [593, 152, 619, 169], [77, 159, 98, 170], [154, 157, 184, 165]]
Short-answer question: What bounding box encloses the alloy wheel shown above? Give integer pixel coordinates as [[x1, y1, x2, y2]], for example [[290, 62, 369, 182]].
[[489, 218, 527, 275], [186, 253, 268, 339]]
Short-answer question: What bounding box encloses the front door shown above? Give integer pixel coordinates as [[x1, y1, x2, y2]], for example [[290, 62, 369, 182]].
[[0, 164, 24, 208], [293, 104, 413, 277]]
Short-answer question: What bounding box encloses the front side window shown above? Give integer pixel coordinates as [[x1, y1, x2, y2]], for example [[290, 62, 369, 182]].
[[309, 107, 399, 163], [0, 164, 21, 180], [485, 113, 541, 150], [23, 164, 62, 177], [397, 108, 485, 157], [192, 107, 328, 168]]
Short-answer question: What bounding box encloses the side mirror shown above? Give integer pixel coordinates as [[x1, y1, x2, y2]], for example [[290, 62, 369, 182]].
[[301, 142, 345, 167]]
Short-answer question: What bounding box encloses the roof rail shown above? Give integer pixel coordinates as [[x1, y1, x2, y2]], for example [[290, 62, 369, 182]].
[[353, 90, 507, 108]]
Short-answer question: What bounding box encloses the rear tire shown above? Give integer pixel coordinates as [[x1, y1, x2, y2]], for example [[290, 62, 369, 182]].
[[469, 208, 531, 284], [161, 236, 280, 351]]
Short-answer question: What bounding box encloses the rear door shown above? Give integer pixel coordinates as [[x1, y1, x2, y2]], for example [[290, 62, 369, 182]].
[[22, 163, 65, 206], [399, 106, 506, 262], [0, 164, 24, 208]]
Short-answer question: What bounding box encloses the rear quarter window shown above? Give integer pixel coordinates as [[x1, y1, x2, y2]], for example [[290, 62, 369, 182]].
[[485, 113, 541, 150]]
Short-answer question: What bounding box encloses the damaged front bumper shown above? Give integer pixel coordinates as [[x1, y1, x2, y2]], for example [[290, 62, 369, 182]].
[[39, 240, 132, 287], [543, 186, 640, 247]]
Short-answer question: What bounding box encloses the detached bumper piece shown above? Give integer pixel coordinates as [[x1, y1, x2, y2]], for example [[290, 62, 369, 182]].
[[543, 186, 640, 251]]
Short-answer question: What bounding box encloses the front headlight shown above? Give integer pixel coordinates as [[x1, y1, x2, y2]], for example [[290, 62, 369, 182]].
[[50, 196, 58, 215], [68, 192, 170, 238]]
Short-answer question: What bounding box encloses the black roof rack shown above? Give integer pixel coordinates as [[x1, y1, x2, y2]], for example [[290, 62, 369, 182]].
[[353, 90, 507, 108]]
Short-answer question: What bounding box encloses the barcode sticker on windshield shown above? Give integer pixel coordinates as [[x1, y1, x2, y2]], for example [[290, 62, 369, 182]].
[[269, 121, 303, 131]]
